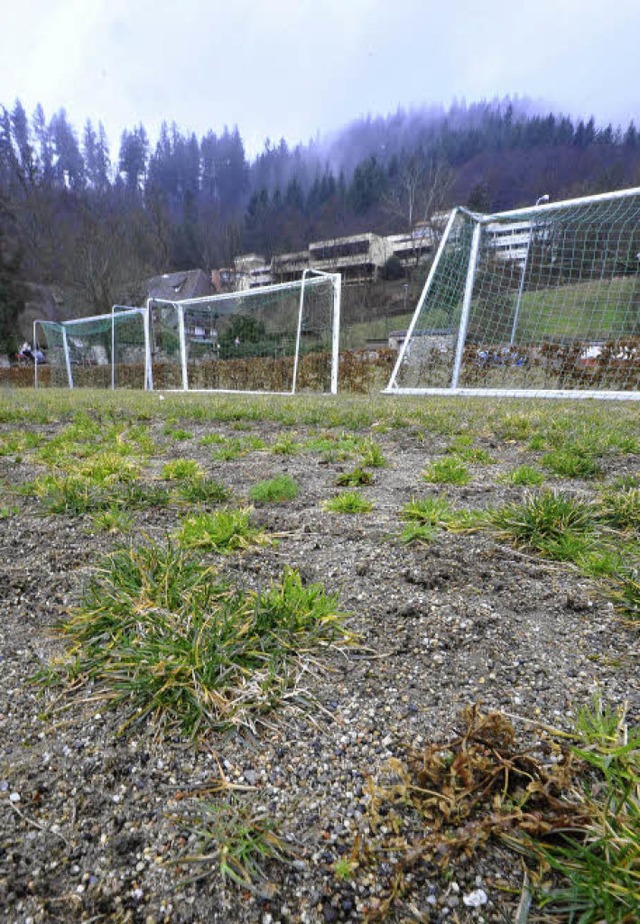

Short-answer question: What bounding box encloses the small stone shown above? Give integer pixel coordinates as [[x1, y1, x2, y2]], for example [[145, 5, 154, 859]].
[[463, 888, 488, 907]]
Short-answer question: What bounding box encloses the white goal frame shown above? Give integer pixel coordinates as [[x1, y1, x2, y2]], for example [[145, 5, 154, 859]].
[[33, 306, 150, 389], [385, 187, 640, 400], [147, 269, 341, 395]]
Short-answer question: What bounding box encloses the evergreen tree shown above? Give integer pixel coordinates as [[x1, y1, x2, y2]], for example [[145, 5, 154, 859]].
[[83, 119, 111, 189], [32, 103, 54, 184], [349, 155, 387, 214], [11, 100, 36, 185], [119, 125, 148, 191], [0, 223, 23, 355], [50, 109, 85, 189]]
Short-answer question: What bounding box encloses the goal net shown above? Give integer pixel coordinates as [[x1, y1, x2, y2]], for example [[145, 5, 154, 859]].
[[34, 307, 149, 389], [148, 271, 341, 394], [385, 187, 640, 398]]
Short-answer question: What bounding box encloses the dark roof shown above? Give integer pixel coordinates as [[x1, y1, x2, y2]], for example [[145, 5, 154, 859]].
[[146, 269, 214, 302]]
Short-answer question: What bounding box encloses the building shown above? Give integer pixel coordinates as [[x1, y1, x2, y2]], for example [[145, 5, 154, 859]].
[[485, 220, 533, 266], [385, 222, 437, 269], [234, 254, 273, 289], [271, 250, 310, 284], [145, 269, 215, 303], [308, 232, 391, 283]]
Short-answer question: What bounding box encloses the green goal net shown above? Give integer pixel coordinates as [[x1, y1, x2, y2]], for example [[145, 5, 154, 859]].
[[34, 308, 148, 389]]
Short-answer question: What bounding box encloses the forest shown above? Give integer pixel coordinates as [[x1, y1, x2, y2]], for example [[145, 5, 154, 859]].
[[1, 96, 640, 354]]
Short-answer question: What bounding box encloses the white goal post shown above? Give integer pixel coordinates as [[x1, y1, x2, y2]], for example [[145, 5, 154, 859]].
[[147, 269, 341, 395], [34, 307, 150, 389], [384, 187, 640, 399]]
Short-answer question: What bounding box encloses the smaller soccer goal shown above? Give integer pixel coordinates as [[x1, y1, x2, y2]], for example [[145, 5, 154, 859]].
[[147, 270, 341, 394], [385, 186, 640, 399], [34, 307, 149, 389]]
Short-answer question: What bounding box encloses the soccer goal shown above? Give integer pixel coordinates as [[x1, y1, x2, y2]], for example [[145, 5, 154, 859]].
[[34, 306, 150, 389], [148, 270, 341, 394], [385, 187, 640, 399]]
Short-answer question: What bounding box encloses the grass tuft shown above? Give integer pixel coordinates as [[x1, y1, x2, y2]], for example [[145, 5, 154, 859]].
[[489, 490, 594, 558], [249, 475, 298, 504], [212, 436, 266, 461], [175, 507, 270, 554], [90, 507, 134, 534], [542, 449, 602, 480], [175, 478, 232, 506], [399, 495, 484, 543], [531, 697, 640, 923], [446, 435, 494, 464], [44, 545, 350, 735], [322, 491, 374, 514], [162, 459, 205, 481], [597, 487, 640, 533], [358, 437, 387, 468], [335, 467, 374, 487], [610, 572, 640, 620], [271, 433, 301, 456], [179, 795, 290, 894], [422, 457, 470, 485], [501, 464, 544, 486]]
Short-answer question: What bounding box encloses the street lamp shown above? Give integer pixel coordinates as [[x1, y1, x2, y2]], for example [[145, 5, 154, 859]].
[[510, 194, 550, 345]]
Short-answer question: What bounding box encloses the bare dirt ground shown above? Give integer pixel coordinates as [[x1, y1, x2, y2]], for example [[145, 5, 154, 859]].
[[0, 396, 638, 924]]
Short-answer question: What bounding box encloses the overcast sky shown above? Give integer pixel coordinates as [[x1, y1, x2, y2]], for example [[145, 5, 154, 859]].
[[2, 0, 639, 159]]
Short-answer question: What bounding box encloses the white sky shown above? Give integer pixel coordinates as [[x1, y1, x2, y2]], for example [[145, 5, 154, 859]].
[[1, 0, 639, 159]]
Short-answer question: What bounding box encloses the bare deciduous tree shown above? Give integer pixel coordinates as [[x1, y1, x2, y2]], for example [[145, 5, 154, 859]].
[[384, 156, 454, 265]]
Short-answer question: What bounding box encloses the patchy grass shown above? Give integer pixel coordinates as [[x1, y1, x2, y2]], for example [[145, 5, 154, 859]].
[[322, 491, 374, 514], [500, 464, 544, 487], [24, 472, 171, 516], [211, 436, 266, 461], [162, 459, 206, 481], [174, 507, 270, 555], [335, 467, 374, 487], [42, 546, 350, 735], [542, 449, 602, 480], [249, 475, 299, 504], [422, 457, 471, 485], [178, 795, 290, 894], [488, 490, 594, 557]]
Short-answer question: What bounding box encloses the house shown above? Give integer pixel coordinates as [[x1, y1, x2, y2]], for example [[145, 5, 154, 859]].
[[145, 269, 215, 303]]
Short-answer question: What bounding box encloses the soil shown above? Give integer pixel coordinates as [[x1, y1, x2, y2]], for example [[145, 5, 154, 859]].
[[0, 404, 638, 924]]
